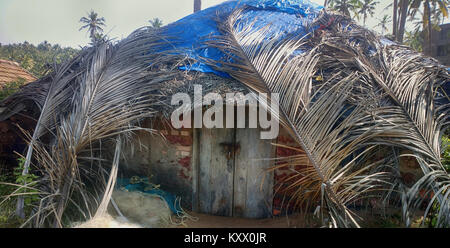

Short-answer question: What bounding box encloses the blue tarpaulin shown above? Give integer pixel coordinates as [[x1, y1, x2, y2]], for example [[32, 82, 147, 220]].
[[159, 0, 323, 76]]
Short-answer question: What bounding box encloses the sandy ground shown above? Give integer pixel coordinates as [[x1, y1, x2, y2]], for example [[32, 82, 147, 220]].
[[170, 209, 419, 228], [172, 211, 316, 228]]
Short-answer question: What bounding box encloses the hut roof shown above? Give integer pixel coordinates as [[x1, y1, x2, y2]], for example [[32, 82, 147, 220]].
[[0, 59, 36, 88]]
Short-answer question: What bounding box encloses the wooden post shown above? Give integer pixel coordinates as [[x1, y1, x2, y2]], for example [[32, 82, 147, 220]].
[[194, 0, 201, 13], [191, 128, 200, 212]]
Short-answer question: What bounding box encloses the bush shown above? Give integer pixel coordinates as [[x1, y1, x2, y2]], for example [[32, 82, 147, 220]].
[[0, 78, 26, 101], [423, 135, 450, 228], [0, 158, 39, 227], [442, 135, 450, 172]]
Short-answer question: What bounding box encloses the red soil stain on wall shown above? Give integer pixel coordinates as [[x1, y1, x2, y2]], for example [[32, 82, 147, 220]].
[[165, 134, 192, 146], [178, 156, 191, 170]]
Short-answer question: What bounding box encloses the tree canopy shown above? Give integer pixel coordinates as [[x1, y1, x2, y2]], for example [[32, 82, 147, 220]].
[[0, 41, 79, 78]]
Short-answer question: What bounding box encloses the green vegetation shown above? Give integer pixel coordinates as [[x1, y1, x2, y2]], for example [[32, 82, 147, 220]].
[[442, 135, 450, 172], [372, 213, 403, 228], [0, 41, 79, 78], [149, 18, 163, 29], [13, 158, 39, 206], [0, 158, 39, 228], [404, 28, 424, 52], [0, 78, 26, 101], [419, 135, 450, 228], [326, 0, 449, 54], [79, 10, 107, 45], [355, 0, 379, 27]]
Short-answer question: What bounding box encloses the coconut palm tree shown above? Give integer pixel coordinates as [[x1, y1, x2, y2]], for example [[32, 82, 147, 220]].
[[356, 0, 379, 27], [387, 0, 408, 42], [409, 0, 449, 55], [79, 10, 106, 42], [149, 18, 163, 29], [376, 14, 391, 34], [391, 0, 448, 44], [328, 0, 358, 17]]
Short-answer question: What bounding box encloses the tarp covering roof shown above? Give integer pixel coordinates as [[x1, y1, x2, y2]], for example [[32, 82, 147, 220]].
[[160, 0, 323, 76]]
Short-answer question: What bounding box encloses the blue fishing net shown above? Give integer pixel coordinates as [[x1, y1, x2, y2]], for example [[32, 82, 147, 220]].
[[116, 177, 183, 216]]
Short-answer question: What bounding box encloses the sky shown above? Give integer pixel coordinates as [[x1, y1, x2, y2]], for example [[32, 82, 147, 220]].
[[0, 0, 447, 48]]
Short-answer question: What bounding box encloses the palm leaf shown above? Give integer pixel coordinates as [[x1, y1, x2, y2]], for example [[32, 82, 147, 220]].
[[20, 28, 188, 226], [15, 51, 91, 217], [307, 12, 450, 226], [204, 7, 394, 227]]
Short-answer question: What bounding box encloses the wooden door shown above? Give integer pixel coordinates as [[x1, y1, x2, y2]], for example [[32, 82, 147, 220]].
[[197, 127, 235, 216], [196, 127, 274, 218], [233, 127, 274, 218]]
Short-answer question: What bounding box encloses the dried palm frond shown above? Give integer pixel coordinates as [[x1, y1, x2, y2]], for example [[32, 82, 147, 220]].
[[14, 28, 190, 227], [14, 51, 91, 218], [204, 7, 399, 227], [204, 7, 449, 227], [308, 12, 450, 226]]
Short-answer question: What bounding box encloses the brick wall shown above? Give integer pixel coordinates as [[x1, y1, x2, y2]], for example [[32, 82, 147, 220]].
[[118, 118, 194, 208], [272, 128, 307, 216], [158, 128, 193, 184], [271, 135, 427, 214]]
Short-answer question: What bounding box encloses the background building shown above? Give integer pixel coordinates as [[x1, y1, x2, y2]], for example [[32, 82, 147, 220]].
[[0, 59, 36, 88], [428, 23, 450, 66]]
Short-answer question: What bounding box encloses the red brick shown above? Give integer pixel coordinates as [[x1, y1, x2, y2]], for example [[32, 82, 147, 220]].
[[178, 156, 191, 170]]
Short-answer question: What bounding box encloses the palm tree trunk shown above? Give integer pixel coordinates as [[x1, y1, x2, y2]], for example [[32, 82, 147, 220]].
[[393, 0, 398, 38], [397, 0, 409, 43], [424, 0, 433, 56], [194, 0, 201, 13], [90, 29, 95, 41]]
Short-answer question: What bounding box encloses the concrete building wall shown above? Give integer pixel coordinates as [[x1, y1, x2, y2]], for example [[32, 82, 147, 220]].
[[428, 23, 450, 66]]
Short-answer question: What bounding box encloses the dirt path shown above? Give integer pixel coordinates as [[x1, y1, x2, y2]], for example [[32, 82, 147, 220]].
[[172, 211, 313, 228]]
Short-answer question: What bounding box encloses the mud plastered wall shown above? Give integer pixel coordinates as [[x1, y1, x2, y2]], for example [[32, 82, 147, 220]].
[[118, 118, 194, 209]]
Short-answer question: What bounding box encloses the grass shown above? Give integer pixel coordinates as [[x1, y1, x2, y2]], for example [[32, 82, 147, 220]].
[[0, 163, 22, 227], [0, 159, 39, 228], [0, 78, 35, 227]]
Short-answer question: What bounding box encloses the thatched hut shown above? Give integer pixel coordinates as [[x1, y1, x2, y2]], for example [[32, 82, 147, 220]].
[[0, 65, 299, 219], [0, 59, 36, 87], [0, 59, 37, 166], [0, 0, 449, 228]]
